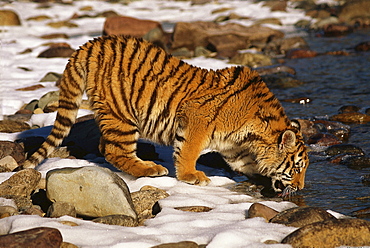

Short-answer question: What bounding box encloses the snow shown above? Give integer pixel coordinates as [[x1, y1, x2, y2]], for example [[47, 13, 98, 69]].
[[0, 0, 328, 247]]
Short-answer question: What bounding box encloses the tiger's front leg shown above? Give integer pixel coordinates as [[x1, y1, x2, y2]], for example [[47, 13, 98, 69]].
[[98, 114, 168, 178], [173, 124, 211, 186]]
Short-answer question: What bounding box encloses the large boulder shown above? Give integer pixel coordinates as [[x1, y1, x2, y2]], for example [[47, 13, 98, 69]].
[[282, 218, 370, 248], [103, 16, 163, 38], [46, 166, 137, 219], [171, 22, 284, 57]]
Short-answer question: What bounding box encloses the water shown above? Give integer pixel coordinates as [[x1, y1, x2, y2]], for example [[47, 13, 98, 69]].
[[272, 29, 370, 219]]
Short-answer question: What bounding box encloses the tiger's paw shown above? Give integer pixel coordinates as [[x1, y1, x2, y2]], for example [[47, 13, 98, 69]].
[[177, 170, 211, 186], [126, 161, 169, 178]]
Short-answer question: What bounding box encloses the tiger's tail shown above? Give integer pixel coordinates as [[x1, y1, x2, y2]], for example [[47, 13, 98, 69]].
[[23, 54, 86, 169]]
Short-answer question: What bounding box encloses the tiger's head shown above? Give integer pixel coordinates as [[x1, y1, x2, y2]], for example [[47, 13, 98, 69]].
[[265, 121, 309, 197]]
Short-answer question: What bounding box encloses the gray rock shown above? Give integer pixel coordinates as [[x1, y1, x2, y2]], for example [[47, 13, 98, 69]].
[[270, 206, 336, 228], [47, 201, 77, 218], [282, 218, 370, 248], [46, 166, 137, 218]]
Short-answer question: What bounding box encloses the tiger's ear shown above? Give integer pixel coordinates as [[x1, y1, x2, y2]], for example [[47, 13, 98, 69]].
[[279, 130, 296, 151]]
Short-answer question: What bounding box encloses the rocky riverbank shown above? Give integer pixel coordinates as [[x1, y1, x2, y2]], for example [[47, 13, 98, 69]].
[[1, 0, 370, 247]]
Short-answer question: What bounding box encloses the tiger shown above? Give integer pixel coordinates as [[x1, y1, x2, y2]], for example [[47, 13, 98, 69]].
[[23, 35, 309, 196]]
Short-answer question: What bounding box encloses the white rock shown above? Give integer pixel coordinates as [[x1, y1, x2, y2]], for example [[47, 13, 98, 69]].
[[46, 166, 137, 219]]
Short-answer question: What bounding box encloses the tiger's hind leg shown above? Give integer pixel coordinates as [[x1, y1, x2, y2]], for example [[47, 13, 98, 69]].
[[98, 114, 168, 177]]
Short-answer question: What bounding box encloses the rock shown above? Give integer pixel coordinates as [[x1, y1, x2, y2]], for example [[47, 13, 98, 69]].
[[325, 144, 364, 156], [295, 119, 319, 141], [151, 241, 200, 248], [0, 141, 25, 165], [229, 53, 272, 68], [40, 33, 69, 39], [26, 15, 51, 21], [282, 97, 311, 104], [330, 112, 370, 124], [47, 201, 77, 218], [279, 37, 309, 55], [60, 242, 79, 248], [281, 218, 370, 248], [286, 49, 318, 59], [338, 0, 370, 26], [323, 24, 352, 37], [339, 105, 361, 114], [0, 10, 21, 26], [103, 16, 163, 38], [174, 206, 213, 213], [0, 206, 18, 218], [38, 45, 75, 58], [341, 156, 370, 169], [247, 202, 279, 221], [47, 20, 78, 28], [263, 1, 287, 12], [261, 73, 305, 89], [172, 21, 284, 54], [362, 174, 370, 185], [254, 18, 282, 26], [0, 156, 19, 172], [23, 205, 45, 217], [16, 84, 45, 91], [92, 215, 138, 227], [311, 16, 340, 30], [131, 185, 169, 220], [0, 227, 63, 248], [255, 65, 296, 76], [0, 169, 41, 197], [38, 91, 59, 110], [351, 207, 370, 219], [306, 133, 341, 146], [1, 195, 33, 213], [0, 120, 31, 133], [46, 166, 137, 218], [270, 207, 336, 228], [355, 41, 370, 51], [39, 72, 62, 82]]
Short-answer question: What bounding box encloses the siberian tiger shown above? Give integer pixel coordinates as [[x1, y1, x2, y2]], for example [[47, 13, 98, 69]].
[[24, 35, 309, 196]]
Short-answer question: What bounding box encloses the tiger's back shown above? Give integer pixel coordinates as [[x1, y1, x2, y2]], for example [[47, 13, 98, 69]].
[[25, 35, 308, 195]]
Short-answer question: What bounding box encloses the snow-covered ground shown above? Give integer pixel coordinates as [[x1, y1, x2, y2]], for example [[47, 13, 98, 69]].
[[0, 1, 334, 247]]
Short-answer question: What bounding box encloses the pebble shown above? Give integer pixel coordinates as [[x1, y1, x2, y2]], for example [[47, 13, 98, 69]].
[[269, 206, 336, 228], [281, 218, 370, 248], [0, 227, 63, 248], [46, 166, 137, 218]]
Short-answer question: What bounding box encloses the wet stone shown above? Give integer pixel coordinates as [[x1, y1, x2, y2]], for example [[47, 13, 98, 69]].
[[269, 206, 336, 228], [351, 207, 370, 219], [0, 227, 62, 248], [362, 174, 370, 186], [306, 133, 341, 146], [330, 112, 370, 124], [325, 144, 365, 156], [341, 156, 370, 170], [281, 218, 370, 248], [339, 105, 361, 114]]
